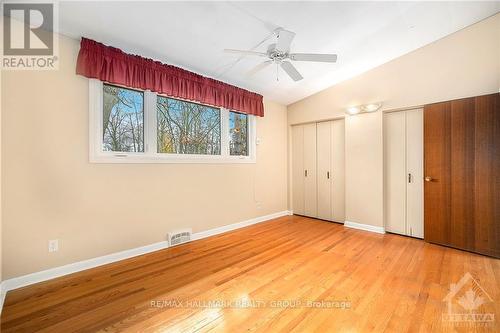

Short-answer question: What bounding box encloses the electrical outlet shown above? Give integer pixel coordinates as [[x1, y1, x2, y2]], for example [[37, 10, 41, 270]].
[[48, 239, 59, 253], [256, 201, 262, 209]]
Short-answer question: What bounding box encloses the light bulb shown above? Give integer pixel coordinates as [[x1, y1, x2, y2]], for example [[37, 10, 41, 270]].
[[346, 106, 360, 115]]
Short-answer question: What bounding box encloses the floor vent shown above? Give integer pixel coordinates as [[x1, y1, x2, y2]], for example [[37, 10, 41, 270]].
[[168, 229, 192, 246]]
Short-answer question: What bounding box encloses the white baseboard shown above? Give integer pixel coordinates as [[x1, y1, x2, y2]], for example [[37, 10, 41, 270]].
[[0, 282, 6, 314], [344, 220, 385, 234], [192, 210, 291, 240], [0, 210, 291, 310]]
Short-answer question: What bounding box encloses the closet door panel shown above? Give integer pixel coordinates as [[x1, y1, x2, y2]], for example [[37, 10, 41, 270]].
[[406, 109, 424, 238], [303, 123, 318, 217], [450, 98, 476, 250], [424, 93, 499, 258], [292, 125, 305, 215], [424, 102, 452, 246], [384, 112, 407, 235], [474, 93, 500, 257], [317, 121, 332, 220], [332, 119, 345, 223]]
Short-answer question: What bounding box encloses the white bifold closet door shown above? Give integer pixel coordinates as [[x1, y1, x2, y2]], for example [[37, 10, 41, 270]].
[[405, 110, 424, 238], [331, 120, 345, 222], [292, 125, 305, 215], [303, 123, 318, 217], [293, 120, 344, 221], [384, 109, 423, 238], [317, 120, 345, 222], [317, 122, 332, 220], [292, 123, 317, 217]]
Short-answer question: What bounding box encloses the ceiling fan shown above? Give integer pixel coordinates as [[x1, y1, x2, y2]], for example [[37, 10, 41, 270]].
[[224, 29, 337, 81]]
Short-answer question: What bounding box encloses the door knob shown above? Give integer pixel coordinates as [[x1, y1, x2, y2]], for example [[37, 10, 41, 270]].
[[425, 176, 433, 182]]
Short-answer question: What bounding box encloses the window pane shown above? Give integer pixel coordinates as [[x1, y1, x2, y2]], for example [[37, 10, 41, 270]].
[[157, 96, 221, 155], [229, 111, 248, 156], [102, 84, 144, 152]]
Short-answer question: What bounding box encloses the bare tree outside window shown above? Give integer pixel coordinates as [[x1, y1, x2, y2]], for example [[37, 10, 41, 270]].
[[102, 84, 144, 152], [229, 111, 248, 156], [157, 96, 221, 155]]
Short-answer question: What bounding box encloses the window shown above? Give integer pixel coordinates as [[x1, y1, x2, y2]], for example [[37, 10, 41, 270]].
[[89, 79, 256, 163], [102, 84, 144, 152], [157, 96, 221, 155], [229, 111, 248, 156]]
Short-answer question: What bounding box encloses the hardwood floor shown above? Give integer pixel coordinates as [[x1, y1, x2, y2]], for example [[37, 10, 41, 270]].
[[2, 215, 499, 332]]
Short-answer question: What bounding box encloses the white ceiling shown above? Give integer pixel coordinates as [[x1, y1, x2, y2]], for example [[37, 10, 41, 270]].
[[58, 1, 500, 105]]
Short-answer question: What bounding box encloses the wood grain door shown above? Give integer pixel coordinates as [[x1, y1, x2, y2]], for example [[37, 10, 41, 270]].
[[474, 93, 500, 258], [424, 93, 499, 258], [449, 97, 476, 251], [424, 101, 451, 246]]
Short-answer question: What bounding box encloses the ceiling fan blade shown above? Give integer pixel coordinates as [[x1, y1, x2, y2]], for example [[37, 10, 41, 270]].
[[247, 60, 273, 77], [275, 29, 295, 52], [280, 61, 303, 81], [289, 53, 338, 63], [224, 49, 267, 57]]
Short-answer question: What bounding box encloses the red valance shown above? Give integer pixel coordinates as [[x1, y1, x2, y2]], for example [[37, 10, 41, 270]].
[[76, 38, 264, 116]]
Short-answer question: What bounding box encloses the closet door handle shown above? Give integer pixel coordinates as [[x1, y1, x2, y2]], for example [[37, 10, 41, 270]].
[[408, 173, 412, 183], [305, 169, 308, 177], [327, 171, 330, 179]]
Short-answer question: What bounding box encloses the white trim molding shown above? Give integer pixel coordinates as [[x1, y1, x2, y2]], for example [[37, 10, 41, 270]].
[[192, 211, 291, 240], [0, 283, 6, 314], [0, 210, 291, 307], [344, 220, 386, 234]]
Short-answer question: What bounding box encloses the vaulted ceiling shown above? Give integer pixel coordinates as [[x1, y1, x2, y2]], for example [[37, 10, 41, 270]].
[[58, 1, 500, 105]]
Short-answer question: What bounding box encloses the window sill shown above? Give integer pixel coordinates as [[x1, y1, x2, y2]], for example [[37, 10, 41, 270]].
[[89, 153, 256, 164]]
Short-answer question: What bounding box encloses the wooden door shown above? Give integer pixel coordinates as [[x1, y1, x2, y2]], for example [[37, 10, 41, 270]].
[[424, 101, 452, 246], [292, 125, 305, 215], [406, 109, 424, 238], [384, 111, 407, 235], [332, 119, 345, 223], [317, 121, 332, 220], [474, 93, 500, 257], [303, 123, 318, 217], [424, 93, 499, 258], [449, 97, 476, 251]]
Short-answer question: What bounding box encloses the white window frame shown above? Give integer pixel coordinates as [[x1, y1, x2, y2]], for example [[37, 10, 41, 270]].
[[89, 79, 256, 163]]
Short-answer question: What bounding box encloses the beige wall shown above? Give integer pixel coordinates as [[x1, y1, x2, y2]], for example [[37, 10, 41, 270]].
[[344, 112, 383, 227], [288, 14, 499, 227], [1, 34, 288, 279]]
